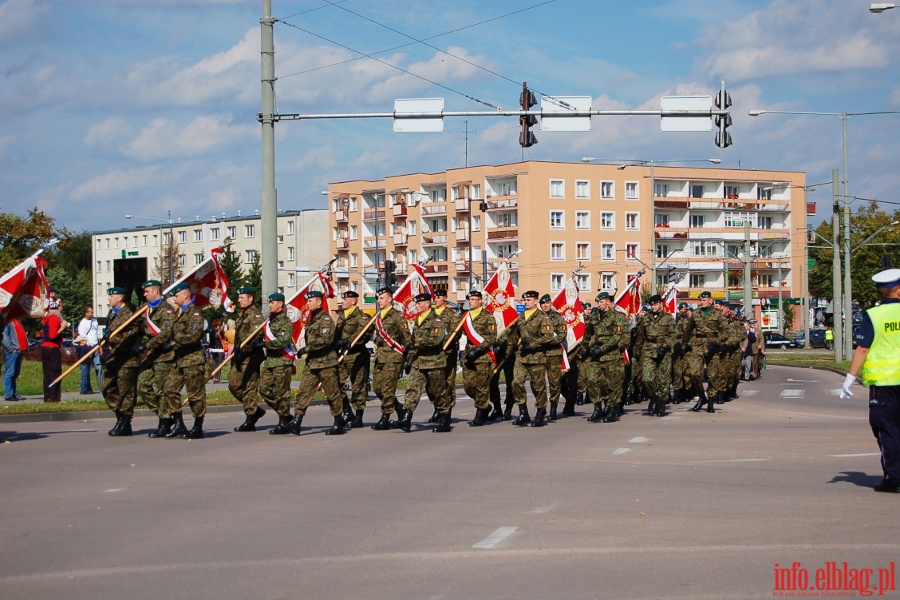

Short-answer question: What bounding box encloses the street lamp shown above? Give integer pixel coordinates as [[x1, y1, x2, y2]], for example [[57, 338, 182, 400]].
[[749, 107, 900, 358], [125, 210, 175, 286]]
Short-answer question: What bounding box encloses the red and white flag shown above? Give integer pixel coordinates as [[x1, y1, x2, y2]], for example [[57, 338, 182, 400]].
[[552, 275, 586, 351], [462, 312, 496, 363], [0, 252, 50, 320], [392, 263, 434, 321], [483, 259, 518, 334], [164, 247, 233, 312], [662, 283, 679, 317], [614, 269, 646, 317], [286, 271, 335, 346]]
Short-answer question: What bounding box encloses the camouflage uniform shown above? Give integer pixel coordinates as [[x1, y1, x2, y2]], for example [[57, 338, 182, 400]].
[[294, 308, 344, 417], [723, 316, 745, 398], [461, 308, 497, 414], [162, 301, 207, 419], [490, 321, 517, 419], [434, 305, 461, 409], [228, 304, 266, 416], [685, 304, 729, 407], [584, 307, 629, 419], [626, 325, 643, 404], [372, 306, 410, 415], [136, 299, 176, 414], [336, 306, 372, 412], [101, 304, 140, 417], [634, 310, 677, 414], [511, 309, 557, 413], [542, 307, 569, 411], [258, 309, 295, 418], [671, 311, 693, 402], [403, 308, 450, 415]]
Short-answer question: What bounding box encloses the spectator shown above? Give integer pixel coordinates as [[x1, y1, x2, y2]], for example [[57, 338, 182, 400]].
[[77, 306, 101, 394], [42, 298, 69, 403], [2, 317, 28, 401]]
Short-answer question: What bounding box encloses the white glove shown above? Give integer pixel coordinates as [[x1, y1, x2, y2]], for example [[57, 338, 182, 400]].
[[840, 373, 856, 399]]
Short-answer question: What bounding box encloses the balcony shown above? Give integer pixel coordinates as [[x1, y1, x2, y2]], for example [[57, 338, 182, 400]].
[[487, 227, 518, 241], [455, 229, 470, 243], [421, 204, 448, 216], [362, 209, 386, 222], [393, 233, 408, 246], [422, 234, 448, 246], [392, 203, 408, 218], [485, 198, 518, 211], [455, 199, 471, 212], [454, 260, 471, 273], [363, 238, 386, 249], [333, 266, 350, 279], [488, 260, 518, 271], [336, 237, 349, 250], [335, 210, 349, 223], [422, 263, 450, 274]]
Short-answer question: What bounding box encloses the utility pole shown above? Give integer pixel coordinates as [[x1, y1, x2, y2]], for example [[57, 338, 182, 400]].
[[743, 221, 752, 319], [831, 169, 843, 362], [842, 113, 853, 358], [260, 0, 278, 312]]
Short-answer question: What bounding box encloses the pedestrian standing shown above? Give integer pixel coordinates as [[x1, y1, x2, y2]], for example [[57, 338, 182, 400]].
[[41, 298, 69, 403], [77, 306, 100, 394], [2, 316, 28, 401]]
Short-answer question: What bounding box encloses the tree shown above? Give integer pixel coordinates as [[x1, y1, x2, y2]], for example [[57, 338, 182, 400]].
[[152, 239, 184, 289], [45, 266, 93, 329], [246, 252, 262, 299], [0, 207, 69, 273]]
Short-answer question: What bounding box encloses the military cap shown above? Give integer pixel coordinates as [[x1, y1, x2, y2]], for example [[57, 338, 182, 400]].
[[142, 280, 162, 289], [641, 305, 650, 312], [268, 292, 285, 302], [414, 292, 432, 302], [582, 302, 592, 309], [236, 286, 256, 296], [522, 290, 540, 299], [873, 268, 900, 288], [107, 286, 126, 295], [678, 302, 689, 309], [375, 286, 394, 296], [714, 299, 727, 306], [305, 290, 324, 300], [169, 282, 190, 295], [466, 290, 483, 299], [433, 289, 449, 297], [539, 294, 552, 303], [748, 319, 758, 324], [649, 294, 663, 304], [341, 290, 359, 299], [595, 291, 611, 302], [698, 291, 712, 299]]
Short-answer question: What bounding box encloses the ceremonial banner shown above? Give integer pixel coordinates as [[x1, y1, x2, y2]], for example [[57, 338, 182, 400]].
[[662, 283, 679, 316], [285, 271, 335, 346], [165, 247, 234, 312], [614, 269, 646, 317], [552, 276, 586, 350], [392, 263, 434, 320], [483, 260, 518, 334], [0, 252, 49, 320]]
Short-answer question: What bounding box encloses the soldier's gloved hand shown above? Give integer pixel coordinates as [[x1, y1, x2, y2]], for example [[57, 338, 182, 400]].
[[519, 341, 532, 353], [405, 341, 415, 352], [404, 362, 412, 375], [232, 346, 244, 362], [465, 346, 486, 362], [590, 346, 604, 359], [656, 346, 668, 359], [162, 341, 173, 352], [707, 341, 718, 354], [673, 342, 683, 355], [840, 373, 855, 399], [132, 340, 147, 357], [334, 339, 350, 354]]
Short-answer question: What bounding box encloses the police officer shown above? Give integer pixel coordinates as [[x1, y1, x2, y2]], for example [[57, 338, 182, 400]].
[[459, 290, 497, 427], [162, 282, 208, 439], [258, 293, 297, 435], [634, 294, 676, 416], [510, 290, 557, 427], [539, 293, 568, 421], [230, 287, 267, 432], [686, 291, 729, 412], [137, 280, 178, 438], [371, 287, 410, 430], [841, 268, 900, 493], [585, 291, 630, 422], [292, 290, 347, 436], [335, 290, 372, 428], [100, 286, 140, 436]]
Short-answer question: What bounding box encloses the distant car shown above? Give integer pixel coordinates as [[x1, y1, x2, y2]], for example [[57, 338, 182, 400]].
[[764, 331, 795, 349], [788, 329, 827, 349]]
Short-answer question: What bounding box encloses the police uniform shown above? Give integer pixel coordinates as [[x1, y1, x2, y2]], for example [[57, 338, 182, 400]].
[[161, 282, 208, 439], [460, 291, 498, 427], [230, 287, 267, 432], [335, 290, 372, 428], [137, 280, 178, 438], [585, 292, 630, 422], [634, 294, 676, 416], [371, 288, 411, 430], [258, 293, 297, 435], [101, 287, 140, 436], [842, 269, 900, 493]]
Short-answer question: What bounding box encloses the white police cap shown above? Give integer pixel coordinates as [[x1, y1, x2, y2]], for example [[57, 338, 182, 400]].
[[872, 269, 900, 288]]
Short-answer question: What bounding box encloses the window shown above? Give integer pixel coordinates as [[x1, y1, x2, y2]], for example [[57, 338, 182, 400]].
[[625, 181, 638, 199], [626, 243, 638, 261], [152, 234, 158, 247], [350, 198, 358, 212], [758, 187, 772, 201], [601, 273, 615, 290], [692, 242, 719, 257], [656, 244, 670, 259], [210, 228, 220, 241], [724, 212, 753, 228], [576, 273, 590, 291], [105, 260, 111, 272], [655, 214, 669, 227], [96, 260, 101, 272], [277, 261, 284, 269], [164, 232, 172, 245], [228, 226, 236, 239], [601, 212, 614, 230], [288, 221, 295, 235], [277, 235, 284, 244], [245, 250, 258, 264], [551, 273, 565, 292], [759, 273, 775, 287], [178, 254, 186, 267], [575, 211, 590, 229], [194, 229, 203, 242], [472, 184, 481, 198], [123, 237, 127, 248], [576, 242, 591, 261], [288, 273, 295, 287], [350, 225, 358, 240], [690, 184, 704, 198], [601, 181, 614, 199], [350, 253, 358, 268], [408, 220, 417, 235], [575, 180, 590, 199], [690, 215, 705, 228], [550, 242, 565, 261], [142, 235, 148, 247], [471, 215, 480, 232], [724, 185, 740, 199], [759, 216, 773, 230], [691, 273, 706, 288], [625, 212, 639, 230], [194, 253, 204, 266], [601, 243, 614, 261], [288, 247, 295, 260], [245, 224, 255, 238], [655, 183, 669, 197], [105, 238, 110, 249], [550, 211, 564, 229], [178, 231, 186, 243], [549, 179, 564, 198]]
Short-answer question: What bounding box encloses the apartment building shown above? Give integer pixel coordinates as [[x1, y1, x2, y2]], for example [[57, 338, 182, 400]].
[[91, 208, 329, 313], [326, 161, 810, 325]]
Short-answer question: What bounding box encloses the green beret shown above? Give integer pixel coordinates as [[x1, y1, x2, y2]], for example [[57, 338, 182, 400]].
[[595, 291, 611, 301], [237, 286, 256, 296], [142, 280, 162, 289], [268, 292, 285, 302], [678, 302, 689, 309], [169, 282, 190, 295], [414, 292, 432, 302], [649, 294, 663, 304], [714, 299, 726, 306], [107, 286, 126, 295], [539, 294, 552, 304], [433, 289, 449, 297], [305, 290, 324, 300], [699, 291, 712, 299]]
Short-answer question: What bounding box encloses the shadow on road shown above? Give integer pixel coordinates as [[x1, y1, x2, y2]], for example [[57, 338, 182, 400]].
[[829, 470, 882, 489]]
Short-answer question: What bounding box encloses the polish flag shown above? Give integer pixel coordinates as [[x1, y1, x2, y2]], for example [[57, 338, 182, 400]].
[[286, 271, 335, 346], [392, 263, 434, 321], [164, 246, 234, 312], [552, 275, 586, 350], [483, 260, 518, 334], [0, 252, 50, 320], [662, 283, 679, 317], [614, 269, 646, 317]]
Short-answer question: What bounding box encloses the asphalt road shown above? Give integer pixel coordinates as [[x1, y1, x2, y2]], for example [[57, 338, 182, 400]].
[[1, 365, 897, 600]]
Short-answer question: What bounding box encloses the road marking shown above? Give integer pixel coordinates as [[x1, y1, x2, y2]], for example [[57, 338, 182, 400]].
[[828, 389, 844, 397], [787, 378, 820, 383], [473, 526, 517, 549], [103, 488, 125, 493], [526, 503, 558, 515], [780, 389, 804, 397], [611, 448, 631, 456], [739, 390, 759, 396], [830, 452, 880, 458], [629, 436, 650, 444], [695, 458, 769, 463]]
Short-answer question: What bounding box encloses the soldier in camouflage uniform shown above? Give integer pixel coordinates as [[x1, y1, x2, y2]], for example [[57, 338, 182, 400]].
[[137, 280, 178, 438], [335, 290, 372, 428], [292, 290, 347, 436], [511, 290, 559, 427], [258, 293, 297, 435], [539, 294, 569, 421], [371, 287, 411, 431], [491, 319, 518, 421], [459, 290, 497, 427], [584, 291, 630, 422], [100, 286, 140, 437], [430, 289, 461, 422], [671, 302, 693, 405], [685, 291, 729, 412], [722, 305, 745, 401], [230, 287, 267, 432], [634, 294, 677, 416], [561, 301, 591, 417]]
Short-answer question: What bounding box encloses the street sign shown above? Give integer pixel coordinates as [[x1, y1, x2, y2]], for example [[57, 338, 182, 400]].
[[540, 96, 592, 132], [660, 96, 713, 132], [393, 98, 444, 132]]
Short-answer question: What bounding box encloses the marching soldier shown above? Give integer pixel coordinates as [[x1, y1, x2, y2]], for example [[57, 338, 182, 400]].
[[431, 289, 461, 422], [491, 319, 518, 421], [510, 290, 558, 427], [459, 290, 497, 427], [100, 286, 140, 436], [750, 318, 764, 379], [230, 287, 267, 432], [671, 302, 693, 404], [634, 294, 676, 416], [584, 291, 629, 422], [258, 293, 297, 435], [371, 287, 411, 430], [685, 291, 729, 412], [539, 293, 568, 421], [162, 282, 208, 439], [335, 290, 372, 428], [292, 290, 347, 436], [137, 280, 177, 438]]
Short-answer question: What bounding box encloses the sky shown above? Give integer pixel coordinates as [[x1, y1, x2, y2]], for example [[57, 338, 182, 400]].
[[2, 0, 899, 235]]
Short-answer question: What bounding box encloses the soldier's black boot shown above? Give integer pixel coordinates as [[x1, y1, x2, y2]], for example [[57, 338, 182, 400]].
[[269, 414, 293, 435], [149, 417, 173, 438], [341, 398, 354, 426], [728, 385, 738, 400], [390, 404, 407, 428], [234, 407, 266, 432], [181, 416, 204, 439], [603, 403, 619, 422], [576, 391, 585, 405], [691, 387, 707, 412], [706, 393, 716, 413], [398, 409, 414, 432], [562, 394, 577, 416], [110, 414, 133, 437], [531, 407, 547, 428], [487, 398, 503, 421], [351, 409, 364, 429], [587, 403, 603, 423], [512, 404, 531, 427], [166, 412, 188, 438], [371, 413, 391, 431], [656, 399, 667, 417], [469, 407, 487, 427], [289, 413, 304, 435], [108, 412, 124, 436], [646, 397, 657, 416], [427, 408, 441, 424], [502, 401, 514, 421], [325, 414, 346, 436], [433, 410, 452, 433], [671, 389, 681, 405], [548, 402, 558, 422]]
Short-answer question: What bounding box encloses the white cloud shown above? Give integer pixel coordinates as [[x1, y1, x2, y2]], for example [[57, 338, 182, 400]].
[[84, 117, 133, 150], [71, 166, 162, 200], [125, 114, 256, 162], [0, 0, 46, 47]]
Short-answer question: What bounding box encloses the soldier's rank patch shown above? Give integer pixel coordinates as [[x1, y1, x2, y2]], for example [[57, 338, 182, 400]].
[[322, 329, 330, 335], [616, 327, 622, 332]]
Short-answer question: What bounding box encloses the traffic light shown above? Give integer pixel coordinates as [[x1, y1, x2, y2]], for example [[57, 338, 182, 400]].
[[715, 87, 732, 148], [519, 82, 537, 148], [383, 259, 397, 286]]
